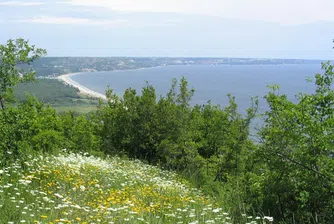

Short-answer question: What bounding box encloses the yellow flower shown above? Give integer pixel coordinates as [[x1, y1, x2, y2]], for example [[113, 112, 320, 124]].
[[41, 215, 48, 219], [75, 218, 82, 221]]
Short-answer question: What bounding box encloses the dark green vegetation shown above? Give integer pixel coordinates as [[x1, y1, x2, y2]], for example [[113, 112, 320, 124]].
[[0, 38, 46, 109], [1, 39, 333, 223], [15, 79, 99, 111]]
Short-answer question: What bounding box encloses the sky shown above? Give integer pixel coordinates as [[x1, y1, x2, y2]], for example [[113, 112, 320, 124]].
[[0, 0, 333, 59]]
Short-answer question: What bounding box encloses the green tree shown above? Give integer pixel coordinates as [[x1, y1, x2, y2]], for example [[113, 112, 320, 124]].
[[59, 111, 102, 154], [256, 62, 334, 223], [0, 38, 46, 110], [0, 95, 62, 164]]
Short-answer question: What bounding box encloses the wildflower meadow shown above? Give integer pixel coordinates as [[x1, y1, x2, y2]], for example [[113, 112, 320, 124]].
[[0, 152, 273, 224]]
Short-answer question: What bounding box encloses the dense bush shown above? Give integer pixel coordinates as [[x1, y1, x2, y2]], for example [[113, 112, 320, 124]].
[[0, 95, 101, 164], [254, 62, 334, 223]]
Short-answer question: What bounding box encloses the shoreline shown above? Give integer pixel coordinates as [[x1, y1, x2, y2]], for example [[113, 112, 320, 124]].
[[56, 66, 167, 100], [58, 73, 107, 100]]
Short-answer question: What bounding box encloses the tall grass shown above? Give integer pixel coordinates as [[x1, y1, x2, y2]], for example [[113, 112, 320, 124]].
[[0, 152, 273, 223]]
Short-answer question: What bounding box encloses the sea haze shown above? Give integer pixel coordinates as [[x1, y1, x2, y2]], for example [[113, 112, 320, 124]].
[[71, 64, 322, 113]]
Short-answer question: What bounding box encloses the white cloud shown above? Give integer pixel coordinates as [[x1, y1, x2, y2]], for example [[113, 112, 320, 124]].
[[58, 0, 334, 25], [0, 1, 44, 6], [16, 16, 128, 26], [14, 16, 181, 28]]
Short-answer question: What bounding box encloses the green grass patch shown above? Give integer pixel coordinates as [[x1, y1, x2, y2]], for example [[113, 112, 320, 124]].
[[54, 105, 98, 113], [14, 79, 100, 113]]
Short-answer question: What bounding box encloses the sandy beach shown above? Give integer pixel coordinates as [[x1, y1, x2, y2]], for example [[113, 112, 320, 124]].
[[58, 73, 107, 100]]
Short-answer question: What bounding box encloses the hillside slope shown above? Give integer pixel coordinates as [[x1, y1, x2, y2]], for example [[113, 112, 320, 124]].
[[0, 153, 272, 224], [15, 79, 99, 113]]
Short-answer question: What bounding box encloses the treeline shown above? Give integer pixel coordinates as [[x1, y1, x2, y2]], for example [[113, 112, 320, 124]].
[[1, 39, 333, 223]]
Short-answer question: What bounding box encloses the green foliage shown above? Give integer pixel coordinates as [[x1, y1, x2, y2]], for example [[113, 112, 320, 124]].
[[0, 94, 101, 166], [0, 95, 61, 164], [0, 38, 46, 109], [59, 111, 102, 154], [255, 61, 334, 223], [32, 130, 64, 153]]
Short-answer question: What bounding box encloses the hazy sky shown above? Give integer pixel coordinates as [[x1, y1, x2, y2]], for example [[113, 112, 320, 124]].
[[0, 0, 333, 59]]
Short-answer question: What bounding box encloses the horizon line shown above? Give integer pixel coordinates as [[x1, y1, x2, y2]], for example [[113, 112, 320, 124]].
[[41, 56, 329, 61]]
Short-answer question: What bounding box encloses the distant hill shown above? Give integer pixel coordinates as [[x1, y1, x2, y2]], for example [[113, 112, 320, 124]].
[[30, 57, 324, 77]]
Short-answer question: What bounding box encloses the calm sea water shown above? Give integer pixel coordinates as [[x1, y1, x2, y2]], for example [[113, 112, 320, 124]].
[[72, 64, 322, 114]]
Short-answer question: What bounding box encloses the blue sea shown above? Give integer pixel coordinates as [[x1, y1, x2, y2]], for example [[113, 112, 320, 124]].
[[71, 64, 322, 115]]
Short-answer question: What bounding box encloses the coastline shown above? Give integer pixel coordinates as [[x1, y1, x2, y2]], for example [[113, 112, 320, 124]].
[[89, 65, 167, 74], [56, 66, 167, 100], [58, 73, 107, 100]]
